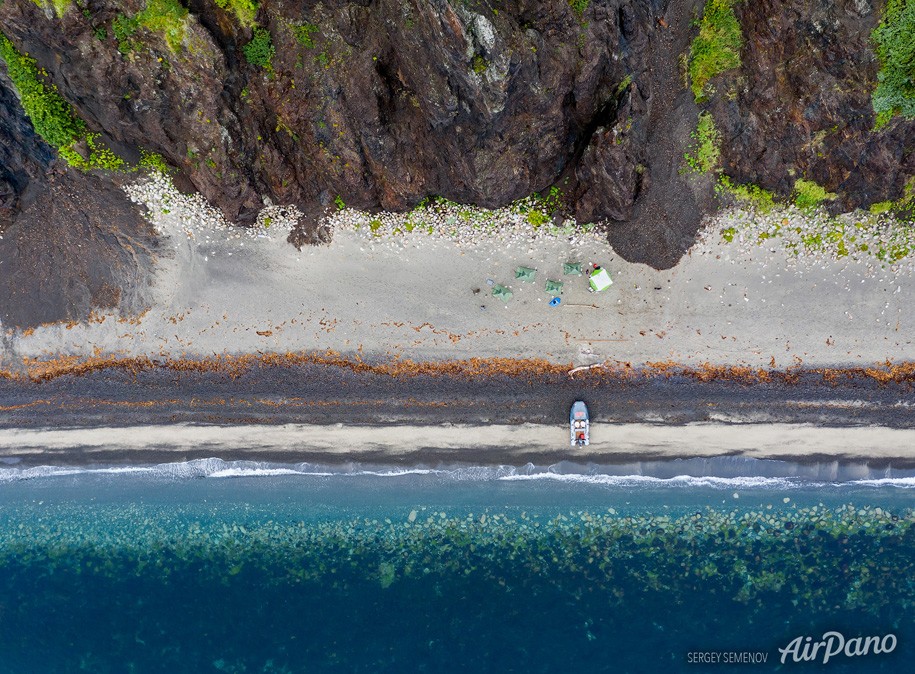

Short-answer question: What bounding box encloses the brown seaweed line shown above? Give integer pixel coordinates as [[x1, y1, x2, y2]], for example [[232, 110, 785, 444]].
[[3, 353, 915, 386]]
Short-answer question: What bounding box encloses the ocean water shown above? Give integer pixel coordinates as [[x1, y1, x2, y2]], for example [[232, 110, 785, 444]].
[[0, 459, 912, 673]]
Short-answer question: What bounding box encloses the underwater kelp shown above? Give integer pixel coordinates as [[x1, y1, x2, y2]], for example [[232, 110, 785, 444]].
[[0, 501, 912, 672]]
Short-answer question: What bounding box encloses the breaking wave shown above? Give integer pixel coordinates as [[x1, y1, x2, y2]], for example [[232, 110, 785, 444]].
[[0, 457, 913, 487]]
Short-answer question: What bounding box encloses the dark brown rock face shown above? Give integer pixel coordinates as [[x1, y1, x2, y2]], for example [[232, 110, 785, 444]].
[[0, 72, 156, 329], [0, 166, 157, 328], [712, 0, 915, 209], [0, 0, 913, 328], [1, 0, 702, 258]]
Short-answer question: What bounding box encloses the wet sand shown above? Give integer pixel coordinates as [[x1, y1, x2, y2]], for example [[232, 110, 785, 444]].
[[2, 421, 915, 469]]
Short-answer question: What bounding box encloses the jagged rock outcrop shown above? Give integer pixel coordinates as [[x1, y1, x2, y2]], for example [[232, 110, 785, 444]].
[[0, 71, 156, 328], [711, 0, 915, 211], [0, 0, 700, 251]]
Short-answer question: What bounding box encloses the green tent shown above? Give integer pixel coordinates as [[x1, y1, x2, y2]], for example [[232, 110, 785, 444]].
[[515, 266, 537, 282], [492, 284, 513, 302], [545, 279, 564, 294], [589, 267, 613, 292], [563, 262, 582, 276]]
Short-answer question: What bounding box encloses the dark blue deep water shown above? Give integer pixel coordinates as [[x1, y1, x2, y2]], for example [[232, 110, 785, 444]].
[[0, 460, 912, 673]]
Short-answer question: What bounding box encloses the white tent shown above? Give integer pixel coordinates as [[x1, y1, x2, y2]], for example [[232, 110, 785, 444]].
[[589, 267, 613, 292]]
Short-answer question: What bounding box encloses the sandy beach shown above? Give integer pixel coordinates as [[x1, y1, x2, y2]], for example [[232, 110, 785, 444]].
[[1, 176, 913, 372], [2, 421, 915, 469], [1, 175, 913, 469]]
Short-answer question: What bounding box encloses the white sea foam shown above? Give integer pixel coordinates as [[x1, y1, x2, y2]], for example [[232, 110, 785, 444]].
[[209, 468, 310, 478], [0, 458, 913, 487], [497, 473, 806, 489], [849, 477, 915, 488]]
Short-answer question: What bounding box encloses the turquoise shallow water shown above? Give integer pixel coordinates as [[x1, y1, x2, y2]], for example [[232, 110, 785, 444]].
[[0, 460, 912, 672]]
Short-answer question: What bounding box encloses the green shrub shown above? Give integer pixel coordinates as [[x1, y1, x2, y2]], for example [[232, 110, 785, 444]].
[[292, 22, 319, 49], [871, 0, 915, 127], [471, 54, 487, 75], [568, 0, 589, 16], [136, 0, 189, 53], [30, 0, 72, 18], [0, 34, 86, 149], [717, 176, 776, 212], [527, 210, 549, 228], [138, 149, 171, 174], [334, 195, 346, 210], [683, 111, 721, 174], [85, 133, 125, 170], [112, 14, 140, 53], [869, 176, 915, 220], [55, 133, 124, 171], [214, 0, 259, 27], [112, 0, 188, 55], [793, 178, 837, 211], [869, 200, 894, 214], [536, 186, 564, 215], [0, 36, 126, 171], [687, 0, 743, 101], [242, 28, 275, 69]]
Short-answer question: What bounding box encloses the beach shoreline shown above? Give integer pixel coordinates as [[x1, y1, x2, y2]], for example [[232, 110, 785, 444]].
[[3, 419, 915, 469], [2, 174, 914, 471], [1, 358, 913, 466]]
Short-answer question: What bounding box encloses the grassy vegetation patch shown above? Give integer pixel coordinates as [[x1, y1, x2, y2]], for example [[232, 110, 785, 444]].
[[138, 149, 172, 174], [0, 34, 86, 149], [687, 0, 743, 101], [0, 34, 126, 171], [30, 0, 72, 18], [58, 132, 125, 171], [242, 27, 275, 70], [871, 0, 915, 128], [567, 0, 589, 16], [793, 178, 837, 211], [112, 14, 141, 54], [869, 176, 915, 220], [291, 22, 320, 49], [717, 176, 776, 213], [214, 0, 259, 27], [112, 0, 188, 55], [683, 111, 721, 174], [137, 0, 189, 53]]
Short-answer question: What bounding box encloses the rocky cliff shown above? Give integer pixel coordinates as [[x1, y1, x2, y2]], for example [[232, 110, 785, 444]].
[[0, 0, 913, 328]]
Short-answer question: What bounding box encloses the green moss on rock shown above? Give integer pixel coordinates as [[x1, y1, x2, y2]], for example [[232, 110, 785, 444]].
[[684, 111, 721, 174], [214, 0, 259, 27], [687, 0, 743, 102], [793, 178, 837, 211]]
